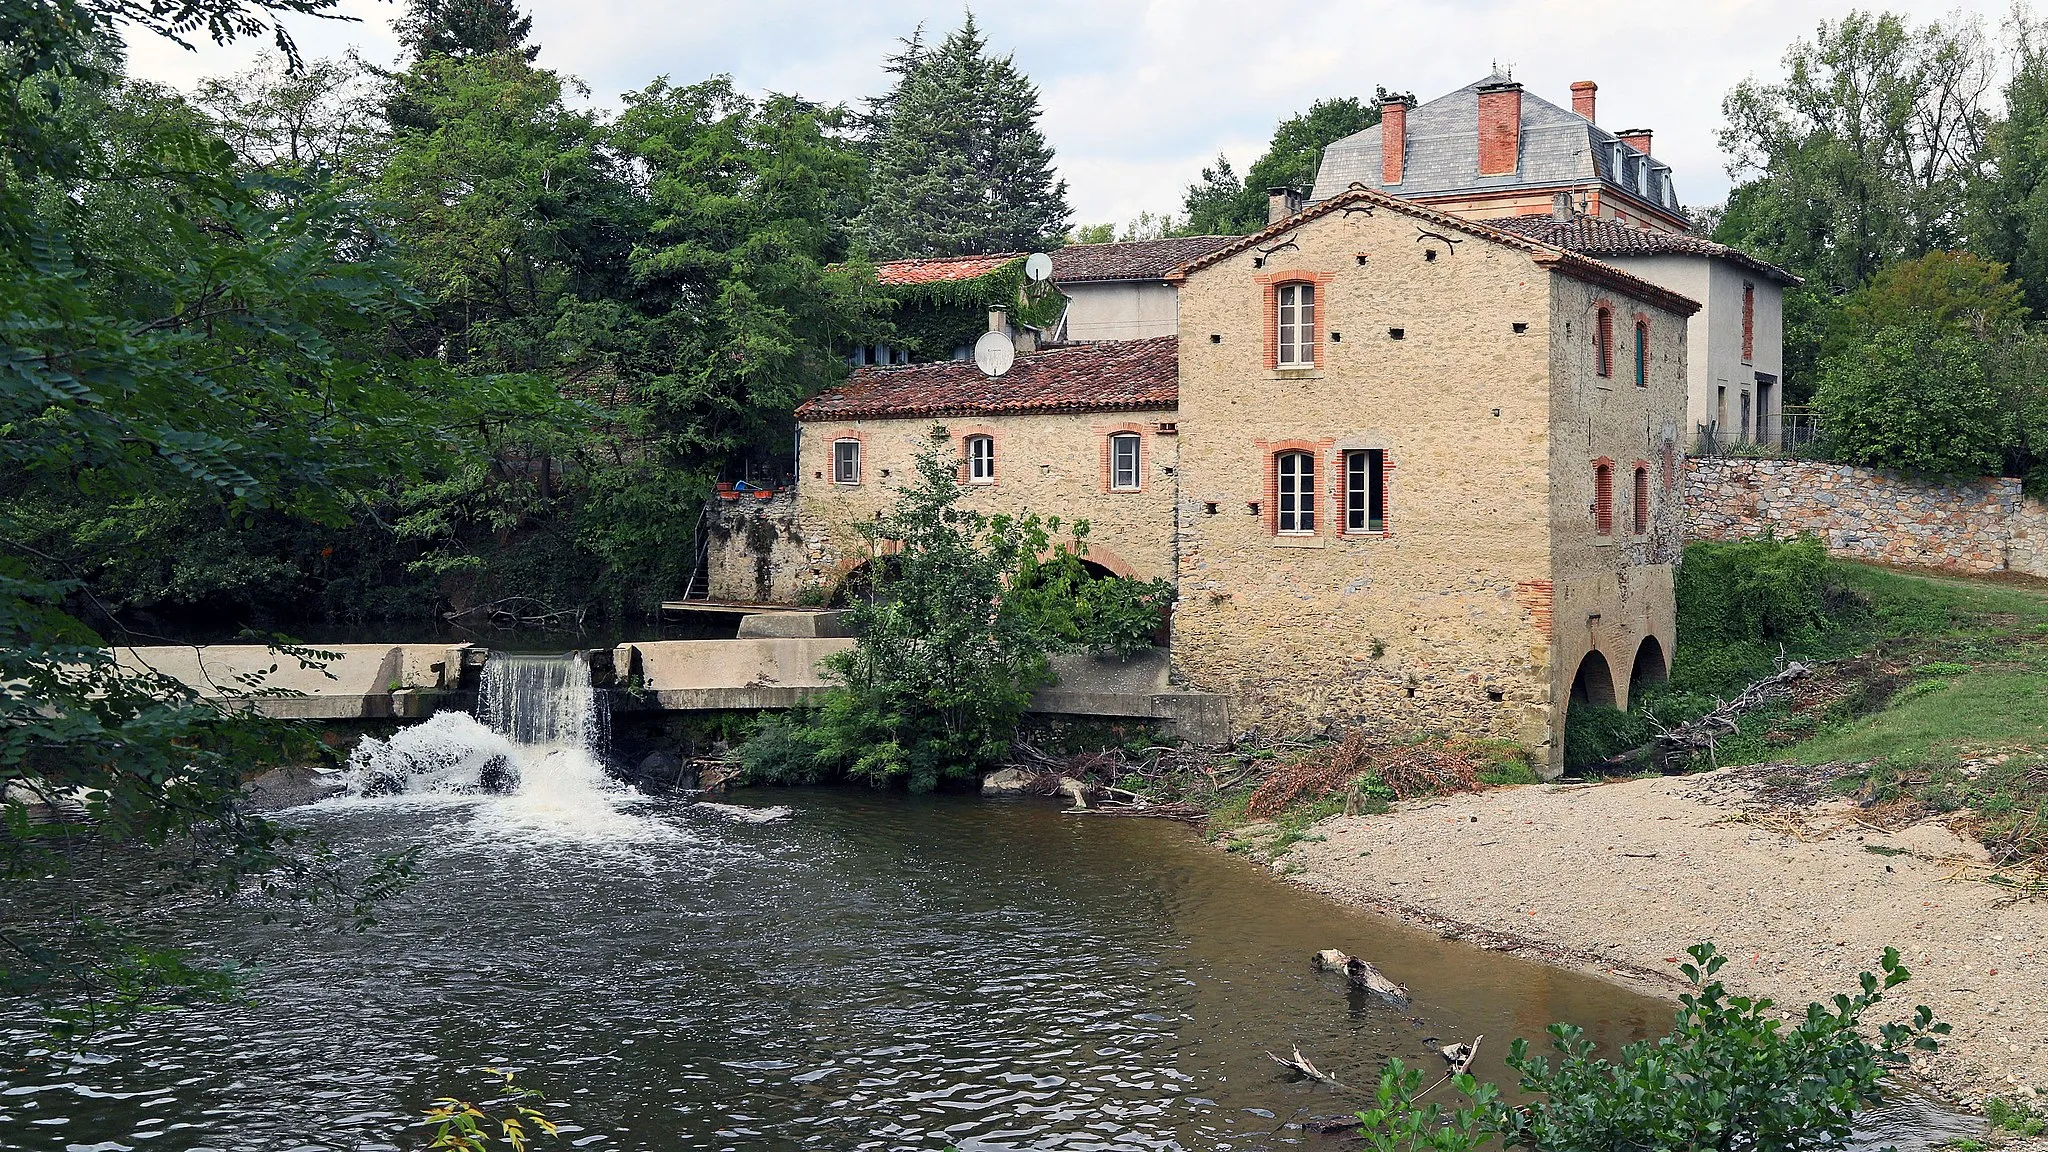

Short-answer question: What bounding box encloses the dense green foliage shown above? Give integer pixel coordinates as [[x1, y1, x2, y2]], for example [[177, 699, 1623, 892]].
[[854, 15, 1070, 258], [1815, 320, 2009, 477], [1356, 942, 1946, 1152], [738, 433, 1173, 792], [1179, 92, 1408, 236]]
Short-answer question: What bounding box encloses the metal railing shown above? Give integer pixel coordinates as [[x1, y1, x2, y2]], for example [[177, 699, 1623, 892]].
[[1693, 407, 1823, 458]]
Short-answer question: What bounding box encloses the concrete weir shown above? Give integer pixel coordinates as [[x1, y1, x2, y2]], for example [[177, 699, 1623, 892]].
[[116, 614, 1230, 745]]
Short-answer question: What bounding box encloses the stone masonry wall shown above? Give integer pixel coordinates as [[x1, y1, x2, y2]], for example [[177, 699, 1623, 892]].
[[702, 490, 814, 604], [1684, 458, 2048, 577], [1171, 205, 1559, 760]]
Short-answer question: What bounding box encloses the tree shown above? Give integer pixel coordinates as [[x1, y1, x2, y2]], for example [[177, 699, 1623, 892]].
[[790, 433, 1171, 791], [1180, 91, 1407, 235], [195, 55, 381, 180], [855, 13, 1070, 257], [3, 0, 433, 1027], [394, 0, 537, 63], [1815, 320, 2009, 477], [1970, 12, 2048, 317], [1839, 249, 2028, 342], [1717, 11, 1993, 296]]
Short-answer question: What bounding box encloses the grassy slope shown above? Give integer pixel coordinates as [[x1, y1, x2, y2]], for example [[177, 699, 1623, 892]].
[[1715, 564, 2048, 769]]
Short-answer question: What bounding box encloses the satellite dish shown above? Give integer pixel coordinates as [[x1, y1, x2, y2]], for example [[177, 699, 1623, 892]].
[[973, 330, 1016, 377], [1024, 252, 1053, 282]]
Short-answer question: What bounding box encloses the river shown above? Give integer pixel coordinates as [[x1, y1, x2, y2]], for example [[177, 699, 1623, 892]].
[[0, 658, 1978, 1150]]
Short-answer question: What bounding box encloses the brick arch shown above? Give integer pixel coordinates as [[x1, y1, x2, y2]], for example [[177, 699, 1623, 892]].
[[1079, 545, 1137, 580]]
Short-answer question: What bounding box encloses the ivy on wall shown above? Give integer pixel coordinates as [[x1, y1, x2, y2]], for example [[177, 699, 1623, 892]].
[[880, 257, 1068, 361]]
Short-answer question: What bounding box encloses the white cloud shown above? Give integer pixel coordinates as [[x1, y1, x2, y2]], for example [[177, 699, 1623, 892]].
[[121, 0, 2015, 228]]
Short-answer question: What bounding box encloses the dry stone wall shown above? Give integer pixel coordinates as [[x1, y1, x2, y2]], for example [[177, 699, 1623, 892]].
[[1685, 458, 2048, 578]]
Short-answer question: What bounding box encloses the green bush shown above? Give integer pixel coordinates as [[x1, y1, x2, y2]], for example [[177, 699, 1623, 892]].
[[734, 712, 834, 786], [1562, 704, 1651, 771], [1355, 942, 1947, 1152], [1676, 536, 1839, 648], [1815, 320, 2010, 479]]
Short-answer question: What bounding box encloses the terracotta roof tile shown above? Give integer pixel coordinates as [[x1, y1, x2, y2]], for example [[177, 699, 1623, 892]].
[[1051, 236, 1236, 283], [872, 253, 1025, 286], [798, 337, 1177, 421], [1485, 215, 1802, 285], [1166, 187, 1701, 318]]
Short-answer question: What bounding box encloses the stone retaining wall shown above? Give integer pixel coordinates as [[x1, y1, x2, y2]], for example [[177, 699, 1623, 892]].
[[1685, 458, 2048, 578]]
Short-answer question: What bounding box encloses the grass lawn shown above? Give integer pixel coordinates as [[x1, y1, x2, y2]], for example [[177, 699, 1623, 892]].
[[1786, 670, 2048, 765]]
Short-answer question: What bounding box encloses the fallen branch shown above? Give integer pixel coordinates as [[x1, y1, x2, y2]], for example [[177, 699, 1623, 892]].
[[1267, 1046, 1348, 1089], [1648, 659, 1812, 765]]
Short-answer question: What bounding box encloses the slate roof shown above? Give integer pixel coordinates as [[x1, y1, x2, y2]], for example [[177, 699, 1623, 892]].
[[872, 253, 1025, 286], [1052, 236, 1236, 283], [1484, 215, 1802, 286], [1166, 186, 1701, 318], [797, 337, 1178, 421], [1311, 75, 1684, 225]]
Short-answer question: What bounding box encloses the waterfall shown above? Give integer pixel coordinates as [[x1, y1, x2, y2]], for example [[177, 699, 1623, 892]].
[[478, 651, 609, 753], [338, 650, 669, 841]]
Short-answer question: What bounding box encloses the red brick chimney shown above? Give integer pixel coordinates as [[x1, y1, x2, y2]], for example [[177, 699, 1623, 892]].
[[1380, 97, 1410, 185], [1618, 128, 1653, 155], [1477, 81, 1522, 176], [1571, 80, 1597, 123]]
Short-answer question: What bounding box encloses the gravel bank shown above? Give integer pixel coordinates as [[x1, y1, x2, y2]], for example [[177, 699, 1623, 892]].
[[1268, 768, 2046, 1114]]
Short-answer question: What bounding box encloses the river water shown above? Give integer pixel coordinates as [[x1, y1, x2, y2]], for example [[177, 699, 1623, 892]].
[[0, 663, 1979, 1150]]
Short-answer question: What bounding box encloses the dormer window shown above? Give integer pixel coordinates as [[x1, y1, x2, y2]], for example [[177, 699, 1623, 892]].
[[1276, 282, 1316, 366]]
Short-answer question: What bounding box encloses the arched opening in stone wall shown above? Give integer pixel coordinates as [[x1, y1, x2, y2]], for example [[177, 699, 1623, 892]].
[[1568, 649, 1617, 709], [828, 557, 901, 608], [1629, 636, 1669, 699]]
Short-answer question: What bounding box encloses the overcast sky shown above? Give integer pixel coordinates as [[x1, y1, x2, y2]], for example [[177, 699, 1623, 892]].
[[123, 0, 2017, 228]]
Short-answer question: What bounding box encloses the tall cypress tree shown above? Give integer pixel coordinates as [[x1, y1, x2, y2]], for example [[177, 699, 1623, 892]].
[[395, 0, 538, 63], [857, 13, 1070, 257]]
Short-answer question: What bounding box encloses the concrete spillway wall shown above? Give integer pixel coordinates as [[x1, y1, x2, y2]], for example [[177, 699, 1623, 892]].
[[118, 638, 1231, 745]]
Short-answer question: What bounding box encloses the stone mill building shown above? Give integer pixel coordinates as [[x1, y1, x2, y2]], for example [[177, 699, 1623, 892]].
[[695, 74, 1789, 775]]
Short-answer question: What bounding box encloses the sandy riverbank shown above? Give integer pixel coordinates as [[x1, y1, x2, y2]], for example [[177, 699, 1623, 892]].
[[1249, 764, 2046, 1119]]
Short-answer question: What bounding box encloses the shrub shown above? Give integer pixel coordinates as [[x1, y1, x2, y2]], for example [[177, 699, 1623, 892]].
[[1815, 320, 2010, 479], [734, 712, 833, 786], [1676, 536, 1839, 649], [1356, 942, 1947, 1152], [1562, 704, 1650, 770]]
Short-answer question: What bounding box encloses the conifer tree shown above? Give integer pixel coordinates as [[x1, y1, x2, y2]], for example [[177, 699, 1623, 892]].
[[396, 0, 538, 63], [856, 14, 1070, 257]]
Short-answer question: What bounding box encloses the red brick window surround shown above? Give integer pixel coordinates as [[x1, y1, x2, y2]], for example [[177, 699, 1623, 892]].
[[1593, 457, 1615, 536], [1100, 424, 1146, 492], [1341, 448, 1388, 533], [1255, 270, 1334, 370], [957, 429, 998, 485], [1275, 451, 1317, 534], [1741, 281, 1756, 364], [1254, 437, 1335, 535], [1632, 461, 1651, 535], [1594, 305, 1614, 378], [1633, 316, 1649, 388]]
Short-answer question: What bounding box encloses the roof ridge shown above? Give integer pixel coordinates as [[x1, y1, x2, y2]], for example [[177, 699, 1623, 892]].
[[1163, 187, 1699, 316]]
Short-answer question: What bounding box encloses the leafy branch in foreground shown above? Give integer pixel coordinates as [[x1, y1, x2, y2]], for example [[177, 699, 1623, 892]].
[[423, 1069, 559, 1152], [1356, 942, 1947, 1152]]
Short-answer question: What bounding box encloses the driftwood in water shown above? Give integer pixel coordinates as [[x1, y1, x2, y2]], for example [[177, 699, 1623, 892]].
[[1311, 949, 1411, 1006], [1267, 1046, 1348, 1089], [1439, 1034, 1482, 1074]]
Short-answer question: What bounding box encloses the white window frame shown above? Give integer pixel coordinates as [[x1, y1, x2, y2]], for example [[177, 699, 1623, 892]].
[[1344, 449, 1385, 533], [1109, 433, 1142, 491], [1276, 282, 1316, 366], [1276, 451, 1316, 535], [966, 435, 995, 484], [832, 439, 861, 485]]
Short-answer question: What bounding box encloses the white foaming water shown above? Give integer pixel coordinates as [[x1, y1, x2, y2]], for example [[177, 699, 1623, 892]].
[[335, 652, 675, 843]]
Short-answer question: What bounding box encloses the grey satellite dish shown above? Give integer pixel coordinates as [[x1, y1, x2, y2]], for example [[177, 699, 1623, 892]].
[[973, 330, 1016, 377], [1024, 252, 1053, 282]]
